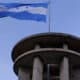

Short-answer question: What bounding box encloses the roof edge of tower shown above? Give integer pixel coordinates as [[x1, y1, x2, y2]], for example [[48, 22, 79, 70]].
[[11, 32, 80, 62]]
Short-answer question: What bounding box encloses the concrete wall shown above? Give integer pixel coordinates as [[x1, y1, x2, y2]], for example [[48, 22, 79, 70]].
[[71, 68, 80, 80]]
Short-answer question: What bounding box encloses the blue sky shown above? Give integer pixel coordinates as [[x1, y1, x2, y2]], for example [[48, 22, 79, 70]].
[[0, 0, 80, 80]]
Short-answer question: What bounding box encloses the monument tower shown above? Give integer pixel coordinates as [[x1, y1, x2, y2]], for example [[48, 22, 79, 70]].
[[12, 32, 80, 80]]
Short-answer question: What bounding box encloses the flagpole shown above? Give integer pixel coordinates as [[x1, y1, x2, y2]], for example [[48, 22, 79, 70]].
[[48, 0, 51, 32]]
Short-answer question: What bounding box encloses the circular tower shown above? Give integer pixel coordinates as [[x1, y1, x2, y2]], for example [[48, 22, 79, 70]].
[[12, 32, 80, 80]]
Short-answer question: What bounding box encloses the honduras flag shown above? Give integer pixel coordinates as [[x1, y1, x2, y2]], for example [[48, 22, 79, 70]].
[[0, 3, 48, 22]]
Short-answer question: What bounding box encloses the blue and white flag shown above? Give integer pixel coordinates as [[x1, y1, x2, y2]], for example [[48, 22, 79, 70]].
[[0, 3, 48, 22]]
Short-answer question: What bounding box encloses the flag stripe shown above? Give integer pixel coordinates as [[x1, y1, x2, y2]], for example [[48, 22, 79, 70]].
[[0, 3, 48, 8], [8, 12, 46, 21], [8, 6, 47, 15]]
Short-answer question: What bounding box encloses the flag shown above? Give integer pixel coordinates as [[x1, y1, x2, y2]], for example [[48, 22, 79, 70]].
[[0, 3, 48, 22]]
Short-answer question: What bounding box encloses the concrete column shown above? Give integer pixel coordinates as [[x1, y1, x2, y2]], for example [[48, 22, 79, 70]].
[[32, 57, 43, 80], [18, 67, 30, 80], [34, 44, 40, 49], [60, 57, 69, 80], [63, 44, 68, 49]]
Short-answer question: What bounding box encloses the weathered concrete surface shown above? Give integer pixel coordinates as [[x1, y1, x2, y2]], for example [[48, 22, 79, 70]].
[[18, 68, 30, 80], [60, 57, 69, 80], [32, 57, 43, 80]]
